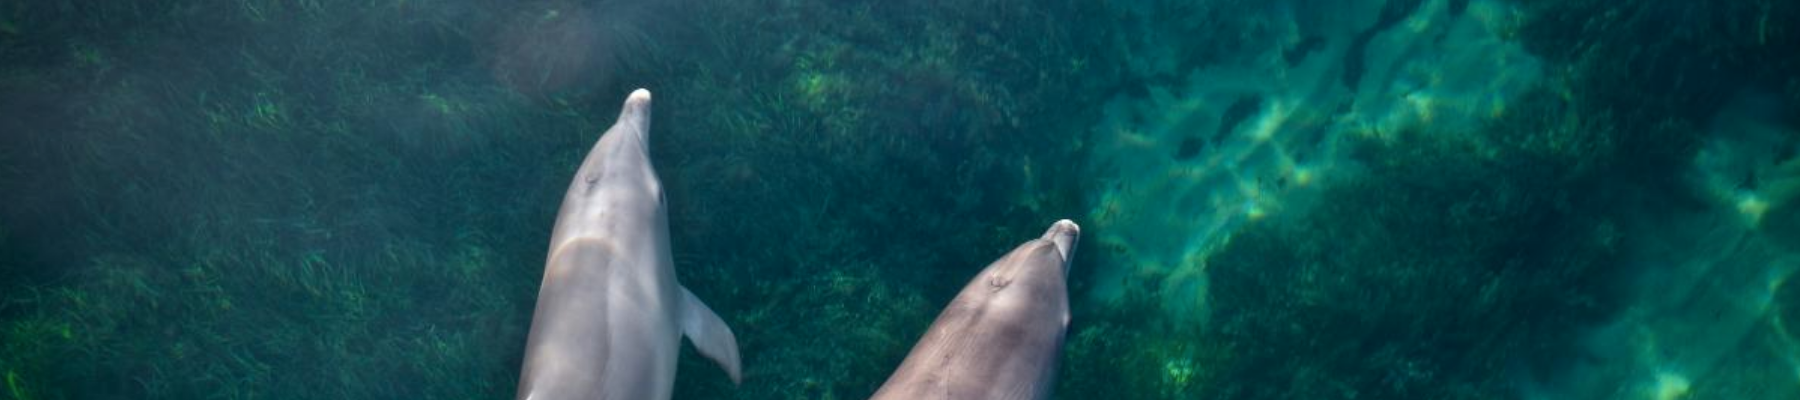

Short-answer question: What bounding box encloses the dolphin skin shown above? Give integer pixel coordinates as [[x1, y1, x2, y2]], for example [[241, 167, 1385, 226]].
[[516, 89, 741, 400], [871, 220, 1081, 400]]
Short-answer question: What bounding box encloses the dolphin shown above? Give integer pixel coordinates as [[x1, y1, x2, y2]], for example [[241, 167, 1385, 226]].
[[515, 89, 741, 400], [871, 220, 1081, 400]]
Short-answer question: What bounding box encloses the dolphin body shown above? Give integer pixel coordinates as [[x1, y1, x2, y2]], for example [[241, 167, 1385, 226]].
[[516, 89, 741, 400], [871, 220, 1081, 400]]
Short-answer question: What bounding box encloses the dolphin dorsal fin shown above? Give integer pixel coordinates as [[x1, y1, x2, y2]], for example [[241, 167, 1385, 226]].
[[678, 286, 743, 384]]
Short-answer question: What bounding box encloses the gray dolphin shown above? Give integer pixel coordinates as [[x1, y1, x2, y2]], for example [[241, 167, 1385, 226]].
[[516, 89, 741, 400], [871, 220, 1081, 400]]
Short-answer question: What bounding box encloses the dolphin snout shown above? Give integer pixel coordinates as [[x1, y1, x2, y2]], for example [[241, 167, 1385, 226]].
[[625, 88, 652, 111], [1042, 219, 1080, 271], [617, 88, 653, 132]]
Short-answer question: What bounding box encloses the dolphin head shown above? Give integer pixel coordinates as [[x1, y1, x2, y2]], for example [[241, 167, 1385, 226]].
[[618, 88, 652, 133], [579, 88, 658, 197], [550, 88, 663, 248], [869, 220, 1081, 400], [1040, 219, 1080, 273], [612, 88, 653, 155]]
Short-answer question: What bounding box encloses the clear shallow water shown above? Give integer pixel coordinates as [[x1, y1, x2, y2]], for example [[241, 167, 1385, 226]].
[[1, 0, 1797, 398]]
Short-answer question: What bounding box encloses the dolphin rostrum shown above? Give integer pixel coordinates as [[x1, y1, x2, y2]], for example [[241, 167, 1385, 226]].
[[871, 220, 1081, 400], [516, 89, 741, 400]]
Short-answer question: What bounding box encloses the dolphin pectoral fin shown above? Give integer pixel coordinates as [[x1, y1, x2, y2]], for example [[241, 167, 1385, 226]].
[[678, 285, 743, 385]]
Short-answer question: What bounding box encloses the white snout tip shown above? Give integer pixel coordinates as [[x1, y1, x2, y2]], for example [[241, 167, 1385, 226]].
[[1043, 219, 1080, 268]]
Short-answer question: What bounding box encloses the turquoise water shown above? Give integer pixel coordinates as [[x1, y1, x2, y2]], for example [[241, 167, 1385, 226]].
[[2, 0, 1798, 398]]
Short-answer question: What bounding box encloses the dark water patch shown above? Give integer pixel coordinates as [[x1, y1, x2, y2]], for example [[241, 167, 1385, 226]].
[[1175, 136, 1205, 160], [1116, 78, 1153, 99], [1341, 33, 1371, 91], [1289, 125, 1330, 163], [1215, 95, 1264, 144], [1283, 36, 1326, 67], [1448, 0, 1470, 16], [1343, 0, 1425, 91]]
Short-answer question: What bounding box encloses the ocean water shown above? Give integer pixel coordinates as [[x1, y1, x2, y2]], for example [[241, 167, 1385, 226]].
[[1, 0, 1797, 398]]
